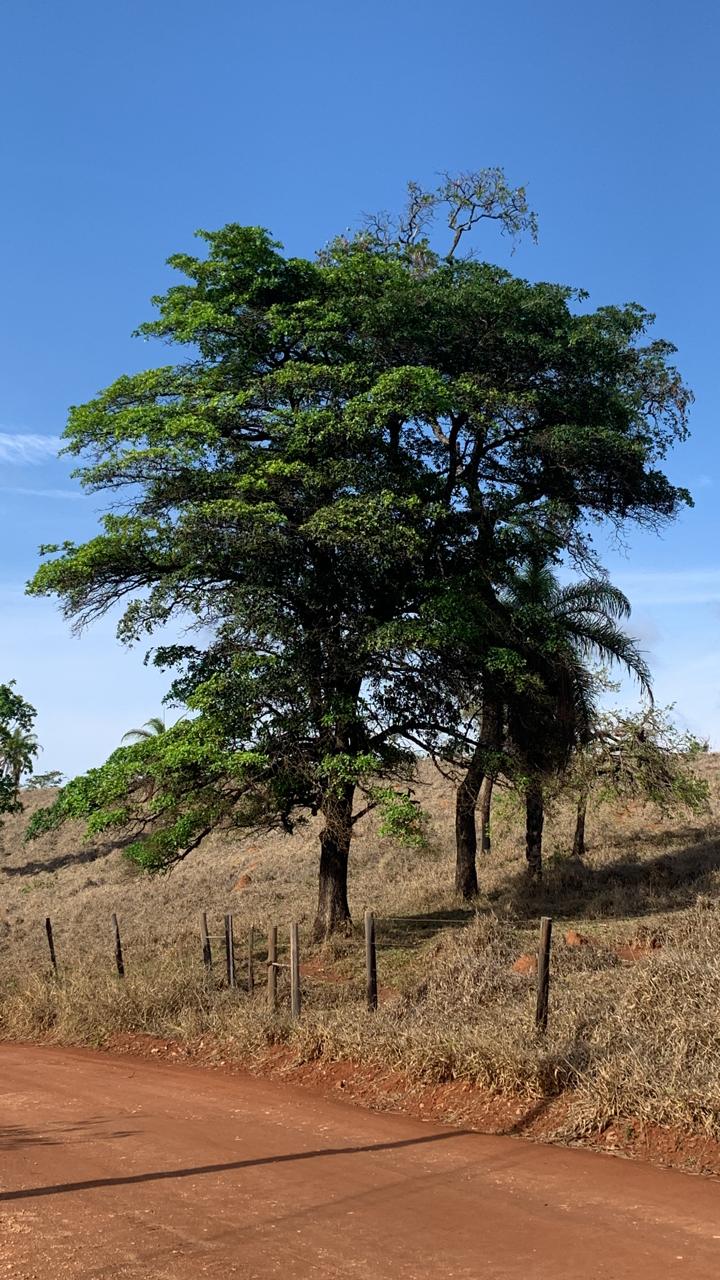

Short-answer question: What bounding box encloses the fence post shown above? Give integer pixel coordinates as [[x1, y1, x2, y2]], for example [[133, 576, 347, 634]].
[[224, 913, 236, 988], [290, 922, 301, 1019], [247, 926, 255, 995], [535, 916, 552, 1032], [45, 917, 58, 976], [200, 912, 212, 977], [267, 926, 278, 1014], [111, 913, 125, 978], [365, 910, 378, 1011]]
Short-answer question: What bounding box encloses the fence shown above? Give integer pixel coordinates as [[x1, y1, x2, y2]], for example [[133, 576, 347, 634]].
[[33, 910, 556, 1032]]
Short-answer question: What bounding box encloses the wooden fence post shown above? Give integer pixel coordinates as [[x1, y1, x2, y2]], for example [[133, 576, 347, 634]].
[[535, 916, 552, 1032], [247, 926, 255, 995], [45, 917, 58, 976], [200, 912, 212, 977], [224, 913, 236, 988], [111, 913, 125, 978], [365, 910, 378, 1011], [267, 926, 277, 1014], [290, 922, 301, 1019]]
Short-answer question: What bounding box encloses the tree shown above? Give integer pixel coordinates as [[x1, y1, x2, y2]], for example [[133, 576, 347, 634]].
[[26, 170, 691, 936], [0, 683, 38, 817], [502, 565, 653, 878], [441, 564, 653, 891], [565, 706, 709, 857], [453, 698, 503, 896], [24, 770, 65, 791]]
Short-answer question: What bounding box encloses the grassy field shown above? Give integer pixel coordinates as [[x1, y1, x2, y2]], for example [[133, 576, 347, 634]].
[[2, 756, 720, 1141]]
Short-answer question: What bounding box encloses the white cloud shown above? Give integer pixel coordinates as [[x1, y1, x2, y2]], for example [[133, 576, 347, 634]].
[[0, 432, 62, 465], [0, 486, 84, 500]]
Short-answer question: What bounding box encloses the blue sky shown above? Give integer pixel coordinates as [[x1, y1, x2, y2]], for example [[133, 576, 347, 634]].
[[1, 0, 719, 775]]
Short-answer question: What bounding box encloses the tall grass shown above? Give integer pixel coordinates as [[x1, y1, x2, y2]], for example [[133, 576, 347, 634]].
[[4, 904, 720, 1137], [3, 756, 720, 1137]]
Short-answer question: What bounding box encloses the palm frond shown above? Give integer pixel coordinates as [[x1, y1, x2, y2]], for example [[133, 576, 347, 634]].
[[556, 579, 631, 622], [121, 716, 166, 744], [569, 620, 652, 698]]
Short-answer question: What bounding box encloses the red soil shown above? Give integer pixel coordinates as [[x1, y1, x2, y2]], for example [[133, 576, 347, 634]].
[[2, 1043, 719, 1278]]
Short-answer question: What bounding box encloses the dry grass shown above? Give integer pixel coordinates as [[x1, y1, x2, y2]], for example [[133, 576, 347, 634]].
[[3, 755, 720, 1138]]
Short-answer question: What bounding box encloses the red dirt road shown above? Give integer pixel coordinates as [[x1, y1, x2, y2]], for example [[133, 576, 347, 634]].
[[1, 1046, 719, 1279]]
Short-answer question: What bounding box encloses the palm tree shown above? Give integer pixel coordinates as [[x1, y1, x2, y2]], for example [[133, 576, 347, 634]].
[[501, 563, 652, 877], [121, 716, 166, 745]]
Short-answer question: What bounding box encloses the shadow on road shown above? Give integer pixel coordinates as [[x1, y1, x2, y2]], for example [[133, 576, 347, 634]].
[[0, 1128, 478, 1202]]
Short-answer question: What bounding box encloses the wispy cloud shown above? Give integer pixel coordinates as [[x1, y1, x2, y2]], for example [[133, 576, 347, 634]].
[[0, 432, 62, 464], [614, 568, 720, 607], [0, 486, 84, 500]]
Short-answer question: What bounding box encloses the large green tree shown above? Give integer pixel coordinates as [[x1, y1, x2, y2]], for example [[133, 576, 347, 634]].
[[27, 171, 691, 936]]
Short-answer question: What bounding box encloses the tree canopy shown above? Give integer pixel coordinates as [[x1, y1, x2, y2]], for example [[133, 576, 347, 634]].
[[27, 170, 692, 936]]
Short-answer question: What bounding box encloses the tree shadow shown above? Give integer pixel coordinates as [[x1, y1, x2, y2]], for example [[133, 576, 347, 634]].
[[492, 834, 720, 922], [1, 831, 138, 878], [601, 823, 714, 853], [375, 908, 475, 951], [503, 1096, 554, 1136], [0, 1128, 477, 1203]]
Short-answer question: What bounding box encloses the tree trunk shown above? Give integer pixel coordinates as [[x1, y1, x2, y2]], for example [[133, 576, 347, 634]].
[[572, 791, 588, 858], [454, 698, 502, 896], [313, 785, 354, 942], [479, 774, 494, 854], [455, 754, 483, 898], [525, 781, 544, 878]]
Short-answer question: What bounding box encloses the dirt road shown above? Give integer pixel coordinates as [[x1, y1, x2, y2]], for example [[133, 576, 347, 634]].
[[1, 1045, 719, 1279]]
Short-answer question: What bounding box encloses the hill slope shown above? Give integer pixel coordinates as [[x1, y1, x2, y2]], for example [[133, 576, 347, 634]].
[[2, 756, 720, 1156], [2, 756, 719, 962]]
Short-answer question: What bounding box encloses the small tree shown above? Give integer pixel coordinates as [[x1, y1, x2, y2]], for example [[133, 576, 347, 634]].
[[0, 683, 39, 816], [565, 706, 709, 856], [24, 770, 65, 791]]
